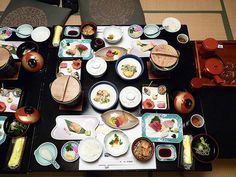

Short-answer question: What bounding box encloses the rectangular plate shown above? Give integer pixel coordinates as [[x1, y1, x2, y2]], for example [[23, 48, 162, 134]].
[[58, 39, 93, 60], [194, 40, 236, 87], [142, 86, 169, 110], [57, 60, 82, 80], [142, 113, 183, 143]]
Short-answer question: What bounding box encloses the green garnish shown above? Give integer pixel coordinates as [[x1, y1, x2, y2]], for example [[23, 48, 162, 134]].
[[109, 133, 123, 146], [150, 116, 160, 123], [66, 143, 73, 151]]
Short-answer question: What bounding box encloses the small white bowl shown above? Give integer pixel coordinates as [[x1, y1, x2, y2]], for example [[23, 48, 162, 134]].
[[119, 86, 141, 108], [103, 26, 123, 44], [177, 33, 189, 44], [86, 57, 107, 78], [16, 24, 33, 38]]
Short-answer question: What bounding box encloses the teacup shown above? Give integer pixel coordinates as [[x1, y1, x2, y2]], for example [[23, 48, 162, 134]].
[[190, 114, 205, 128]]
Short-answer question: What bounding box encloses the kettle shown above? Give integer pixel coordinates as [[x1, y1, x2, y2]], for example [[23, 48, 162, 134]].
[[174, 91, 195, 114], [21, 51, 44, 72]]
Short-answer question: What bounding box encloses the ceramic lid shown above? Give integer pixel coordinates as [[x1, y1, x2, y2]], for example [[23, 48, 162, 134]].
[[50, 76, 82, 103], [15, 106, 40, 124], [86, 57, 107, 77], [119, 86, 141, 108]]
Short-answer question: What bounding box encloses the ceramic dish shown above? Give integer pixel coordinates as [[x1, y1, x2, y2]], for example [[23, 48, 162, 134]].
[[192, 134, 219, 163], [119, 86, 141, 108], [177, 33, 189, 44], [0, 88, 22, 112], [34, 142, 58, 166], [104, 130, 130, 157], [16, 41, 39, 59], [80, 22, 97, 39], [128, 24, 143, 39], [64, 26, 80, 37], [103, 26, 123, 44], [58, 39, 92, 59], [86, 57, 107, 78], [3, 115, 29, 138], [16, 24, 33, 38], [132, 137, 154, 161], [0, 116, 7, 145], [115, 54, 144, 80], [162, 17, 181, 33], [101, 109, 139, 130], [31, 26, 50, 42], [88, 81, 118, 111], [51, 115, 99, 140], [57, 60, 82, 79], [61, 141, 79, 162], [79, 137, 103, 162], [95, 46, 127, 61], [156, 144, 177, 161], [0, 27, 12, 40], [142, 113, 183, 143], [142, 86, 168, 110], [144, 24, 161, 38]]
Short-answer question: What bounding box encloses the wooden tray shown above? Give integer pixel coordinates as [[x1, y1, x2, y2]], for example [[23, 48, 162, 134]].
[[194, 40, 236, 87]]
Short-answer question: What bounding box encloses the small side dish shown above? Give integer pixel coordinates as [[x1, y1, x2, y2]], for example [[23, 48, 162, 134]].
[[128, 24, 143, 39], [64, 26, 80, 37], [81, 22, 97, 39], [0, 27, 12, 40], [162, 17, 181, 33], [177, 34, 189, 44], [156, 144, 176, 161], [61, 141, 79, 162], [103, 26, 123, 43], [104, 130, 130, 157], [58, 59, 82, 79], [132, 137, 154, 161]]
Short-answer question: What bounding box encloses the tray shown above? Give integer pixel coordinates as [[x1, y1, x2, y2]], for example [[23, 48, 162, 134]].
[[194, 41, 236, 87]]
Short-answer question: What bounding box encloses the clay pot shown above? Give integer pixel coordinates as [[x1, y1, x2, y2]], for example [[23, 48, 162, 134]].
[[21, 51, 44, 72], [174, 91, 195, 114]]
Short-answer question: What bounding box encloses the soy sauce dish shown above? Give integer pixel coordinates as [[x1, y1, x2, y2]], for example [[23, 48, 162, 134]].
[[156, 144, 177, 161]]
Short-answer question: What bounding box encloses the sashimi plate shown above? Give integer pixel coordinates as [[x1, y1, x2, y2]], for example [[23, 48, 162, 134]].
[[142, 113, 183, 143], [58, 39, 92, 59], [51, 115, 99, 140]]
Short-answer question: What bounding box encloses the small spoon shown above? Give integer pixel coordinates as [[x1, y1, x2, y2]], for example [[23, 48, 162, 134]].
[[39, 147, 60, 169]]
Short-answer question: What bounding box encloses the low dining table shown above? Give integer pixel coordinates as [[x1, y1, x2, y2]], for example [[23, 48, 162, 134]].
[[1, 24, 235, 174]]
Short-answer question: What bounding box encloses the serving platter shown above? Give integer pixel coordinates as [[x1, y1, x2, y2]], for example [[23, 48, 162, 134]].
[[51, 115, 99, 140], [142, 113, 183, 143], [142, 86, 169, 110], [95, 46, 127, 61], [58, 39, 92, 59], [57, 60, 82, 79], [101, 109, 139, 130]]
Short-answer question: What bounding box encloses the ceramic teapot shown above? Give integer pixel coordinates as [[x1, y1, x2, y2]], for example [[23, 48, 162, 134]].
[[21, 51, 44, 72], [174, 91, 195, 114]]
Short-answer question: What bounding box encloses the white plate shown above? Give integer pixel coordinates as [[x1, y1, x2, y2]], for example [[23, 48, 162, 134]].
[[31, 26, 50, 42], [79, 138, 103, 162], [104, 130, 130, 157], [119, 86, 141, 108], [89, 81, 118, 111], [86, 57, 107, 77], [16, 24, 33, 38], [116, 57, 143, 80], [51, 115, 99, 140], [162, 17, 181, 33]]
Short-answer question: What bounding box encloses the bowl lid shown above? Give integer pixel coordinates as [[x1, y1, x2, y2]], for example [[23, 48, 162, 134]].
[[51, 76, 81, 103], [202, 38, 218, 51], [86, 57, 107, 76], [205, 58, 224, 75], [15, 106, 40, 124], [119, 86, 141, 108]]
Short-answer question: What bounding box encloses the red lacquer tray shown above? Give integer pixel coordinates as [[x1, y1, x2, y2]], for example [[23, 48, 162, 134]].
[[194, 40, 236, 87]]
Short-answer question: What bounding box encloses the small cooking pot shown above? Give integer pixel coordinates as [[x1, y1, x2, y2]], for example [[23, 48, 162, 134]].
[[174, 91, 195, 114], [204, 57, 224, 84], [21, 51, 44, 72]]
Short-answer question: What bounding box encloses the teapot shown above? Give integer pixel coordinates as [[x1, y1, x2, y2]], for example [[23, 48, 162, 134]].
[[174, 91, 195, 114], [21, 51, 44, 72]]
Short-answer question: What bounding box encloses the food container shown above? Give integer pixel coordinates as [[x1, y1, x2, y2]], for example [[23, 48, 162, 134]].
[[185, 114, 205, 131], [86, 57, 107, 78], [50, 76, 82, 105], [16, 41, 39, 59], [15, 106, 40, 124], [177, 33, 189, 44], [103, 26, 123, 44], [21, 51, 44, 72], [80, 22, 97, 39], [174, 91, 195, 114], [199, 38, 218, 58], [61, 141, 79, 162], [156, 144, 177, 161], [150, 44, 179, 72], [0, 47, 18, 77], [128, 24, 143, 39], [91, 38, 105, 51], [132, 137, 154, 161]]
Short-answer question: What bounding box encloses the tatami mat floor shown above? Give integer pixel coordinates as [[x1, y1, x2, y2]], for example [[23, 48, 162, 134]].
[[0, 0, 236, 176]]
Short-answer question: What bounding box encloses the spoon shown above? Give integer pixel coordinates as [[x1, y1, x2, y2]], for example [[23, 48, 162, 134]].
[[39, 147, 60, 169]]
